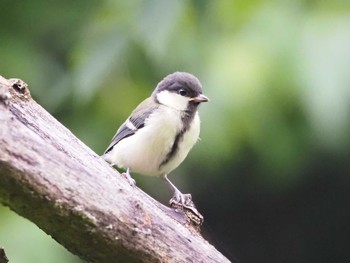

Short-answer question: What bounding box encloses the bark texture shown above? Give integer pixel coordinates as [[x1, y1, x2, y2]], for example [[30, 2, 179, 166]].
[[0, 75, 230, 263]]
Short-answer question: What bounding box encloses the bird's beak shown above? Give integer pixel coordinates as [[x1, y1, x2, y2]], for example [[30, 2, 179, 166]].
[[189, 94, 209, 103]]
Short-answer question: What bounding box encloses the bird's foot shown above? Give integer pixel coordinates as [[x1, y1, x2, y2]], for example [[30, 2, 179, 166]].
[[169, 190, 204, 225], [121, 168, 136, 186], [170, 190, 193, 207], [161, 174, 203, 225]]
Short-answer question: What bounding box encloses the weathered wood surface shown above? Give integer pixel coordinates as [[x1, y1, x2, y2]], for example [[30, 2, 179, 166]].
[[0, 75, 230, 263]]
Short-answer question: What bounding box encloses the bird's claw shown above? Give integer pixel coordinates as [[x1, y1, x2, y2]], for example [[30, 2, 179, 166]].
[[169, 191, 204, 225], [170, 191, 193, 207], [121, 171, 136, 186], [161, 174, 203, 225]]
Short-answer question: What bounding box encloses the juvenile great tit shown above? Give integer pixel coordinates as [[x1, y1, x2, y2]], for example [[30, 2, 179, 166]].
[[103, 72, 209, 208]]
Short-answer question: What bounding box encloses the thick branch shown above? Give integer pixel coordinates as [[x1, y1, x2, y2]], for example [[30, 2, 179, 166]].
[[0, 247, 9, 263], [0, 76, 230, 263]]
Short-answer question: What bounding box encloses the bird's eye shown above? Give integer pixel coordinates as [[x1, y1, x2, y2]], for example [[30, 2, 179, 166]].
[[178, 89, 187, 96]]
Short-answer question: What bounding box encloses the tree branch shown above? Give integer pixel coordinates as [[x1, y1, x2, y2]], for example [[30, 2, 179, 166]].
[[0, 247, 9, 263], [0, 75, 230, 263]]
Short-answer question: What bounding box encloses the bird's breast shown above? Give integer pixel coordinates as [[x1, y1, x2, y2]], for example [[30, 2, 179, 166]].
[[159, 111, 200, 174], [108, 106, 200, 176]]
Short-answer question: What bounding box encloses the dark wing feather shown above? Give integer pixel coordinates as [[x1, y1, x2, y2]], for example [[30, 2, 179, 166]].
[[104, 124, 135, 154], [104, 98, 159, 154]]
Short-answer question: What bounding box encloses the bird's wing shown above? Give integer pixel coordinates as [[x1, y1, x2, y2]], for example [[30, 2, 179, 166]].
[[104, 98, 159, 154]]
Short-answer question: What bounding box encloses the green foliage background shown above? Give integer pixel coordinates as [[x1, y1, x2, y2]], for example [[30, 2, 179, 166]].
[[1, 0, 350, 262]]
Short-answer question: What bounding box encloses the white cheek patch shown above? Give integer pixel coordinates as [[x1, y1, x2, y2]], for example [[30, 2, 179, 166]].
[[156, 90, 189, 111]]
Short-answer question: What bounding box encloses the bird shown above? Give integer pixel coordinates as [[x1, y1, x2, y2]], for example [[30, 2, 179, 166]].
[[103, 72, 209, 208]]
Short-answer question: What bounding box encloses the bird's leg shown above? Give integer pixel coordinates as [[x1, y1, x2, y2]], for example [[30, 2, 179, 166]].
[[161, 174, 204, 224], [109, 163, 136, 186], [122, 167, 136, 186], [161, 174, 193, 207]]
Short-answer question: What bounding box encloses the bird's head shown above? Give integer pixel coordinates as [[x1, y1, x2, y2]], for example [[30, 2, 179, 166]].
[[153, 72, 209, 111]]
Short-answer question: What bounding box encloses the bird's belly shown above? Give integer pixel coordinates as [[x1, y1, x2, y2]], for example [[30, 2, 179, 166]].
[[120, 129, 176, 175], [108, 108, 181, 176], [159, 113, 200, 174]]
